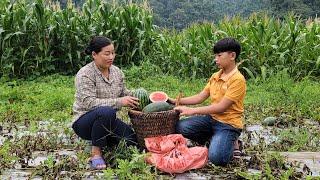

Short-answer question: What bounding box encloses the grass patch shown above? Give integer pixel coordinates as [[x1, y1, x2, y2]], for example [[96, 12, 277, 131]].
[[245, 72, 320, 124], [1, 70, 319, 124], [0, 75, 74, 122]]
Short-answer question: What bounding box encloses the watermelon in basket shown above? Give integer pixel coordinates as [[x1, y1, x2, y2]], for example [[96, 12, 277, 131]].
[[128, 100, 179, 149]]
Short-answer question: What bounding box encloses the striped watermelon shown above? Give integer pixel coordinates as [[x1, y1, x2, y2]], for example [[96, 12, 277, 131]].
[[133, 88, 150, 111], [142, 102, 174, 113]]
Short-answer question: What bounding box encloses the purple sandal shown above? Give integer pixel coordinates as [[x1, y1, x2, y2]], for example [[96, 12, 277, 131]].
[[89, 156, 106, 170]]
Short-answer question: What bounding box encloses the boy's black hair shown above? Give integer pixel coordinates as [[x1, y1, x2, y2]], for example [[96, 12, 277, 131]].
[[213, 37, 241, 60]]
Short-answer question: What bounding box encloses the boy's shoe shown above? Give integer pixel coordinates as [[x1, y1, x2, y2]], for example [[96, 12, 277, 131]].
[[233, 140, 243, 159], [233, 149, 242, 159]]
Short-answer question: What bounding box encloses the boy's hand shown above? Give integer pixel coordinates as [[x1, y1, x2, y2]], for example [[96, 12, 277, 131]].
[[174, 106, 194, 116], [167, 97, 176, 105]]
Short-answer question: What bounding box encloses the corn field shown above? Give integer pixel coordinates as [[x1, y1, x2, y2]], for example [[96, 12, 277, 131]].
[[0, 0, 319, 79], [0, 0, 154, 77], [150, 14, 320, 79]]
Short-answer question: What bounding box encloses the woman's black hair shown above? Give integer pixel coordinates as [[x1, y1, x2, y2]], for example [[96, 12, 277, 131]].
[[213, 37, 241, 60], [84, 36, 112, 55]]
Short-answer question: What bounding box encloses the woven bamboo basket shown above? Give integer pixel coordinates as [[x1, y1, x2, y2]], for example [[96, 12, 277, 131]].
[[128, 109, 180, 148]]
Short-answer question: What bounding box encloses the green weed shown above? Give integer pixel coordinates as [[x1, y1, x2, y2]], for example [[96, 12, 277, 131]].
[[103, 141, 157, 179], [0, 141, 17, 171], [245, 71, 320, 124]]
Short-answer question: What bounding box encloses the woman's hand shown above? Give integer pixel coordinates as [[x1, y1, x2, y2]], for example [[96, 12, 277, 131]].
[[174, 106, 195, 116], [120, 96, 139, 108]]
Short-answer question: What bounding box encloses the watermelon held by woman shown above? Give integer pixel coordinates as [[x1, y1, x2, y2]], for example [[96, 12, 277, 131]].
[[133, 88, 150, 111], [149, 91, 169, 103]]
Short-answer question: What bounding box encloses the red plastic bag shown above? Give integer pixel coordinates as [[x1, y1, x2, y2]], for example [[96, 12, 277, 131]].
[[145, 134, 186, 153], [145, 134, 208, 174]]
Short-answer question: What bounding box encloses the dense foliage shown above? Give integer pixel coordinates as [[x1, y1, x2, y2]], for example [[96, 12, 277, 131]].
[[0, 0, 154, 77], [149, 14, 320, 79], [269, 0, 320, 20], [149, 0, 320, 29], [149, 0, 270, 30], [0, 0, 319, 79], [69, 0, 320, 29]]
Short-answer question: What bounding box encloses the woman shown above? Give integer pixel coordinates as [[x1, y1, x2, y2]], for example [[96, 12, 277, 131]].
[[72, 36, 139, 170]]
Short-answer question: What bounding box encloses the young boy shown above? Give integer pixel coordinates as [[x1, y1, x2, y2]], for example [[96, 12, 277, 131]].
[[169, 37, 246, 166]]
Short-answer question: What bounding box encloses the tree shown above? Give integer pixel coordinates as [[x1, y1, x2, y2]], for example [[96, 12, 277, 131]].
[[268, 0, 319, 19], [55, 0, 320, 29]]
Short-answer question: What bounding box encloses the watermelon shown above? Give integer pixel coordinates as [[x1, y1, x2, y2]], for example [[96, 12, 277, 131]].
[[142, 102, 174, 113], [133, 88, 150, 110], [149, 91, 168, 103], [262, 117, 277, 126]]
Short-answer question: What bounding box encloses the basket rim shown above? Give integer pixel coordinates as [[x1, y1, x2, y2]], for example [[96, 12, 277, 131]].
[[129, 109, 179, 115]]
